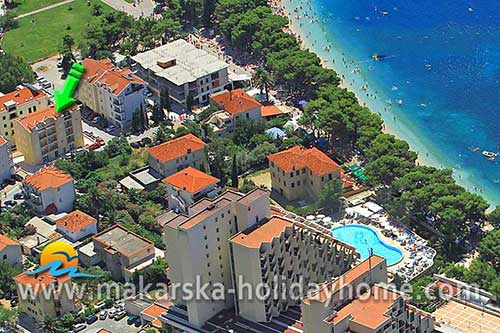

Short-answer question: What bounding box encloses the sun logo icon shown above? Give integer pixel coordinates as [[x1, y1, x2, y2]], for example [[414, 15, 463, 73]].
[[28, 241, 97, 278]]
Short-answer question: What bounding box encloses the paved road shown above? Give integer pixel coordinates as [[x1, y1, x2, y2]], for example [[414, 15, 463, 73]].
[[100, 0, 155, 18], [14, 0, 75, 19], [80, 316, 142, 333]]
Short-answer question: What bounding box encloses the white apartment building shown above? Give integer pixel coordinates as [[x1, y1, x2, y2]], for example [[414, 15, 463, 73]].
[[0, 234, 22, 265], [22, 166, 75, 215], [132, 39, 232, 107], [148, 133, 208, 177], [0, 85, 49, 145], [163, 189, 358, 328], [77, 58, 148, 130], [55, 210, 97, 242], [0, 135, 13, 184]]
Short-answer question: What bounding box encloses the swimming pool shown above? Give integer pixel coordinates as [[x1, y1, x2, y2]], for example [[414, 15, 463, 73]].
[[332, 224, 403, 266]]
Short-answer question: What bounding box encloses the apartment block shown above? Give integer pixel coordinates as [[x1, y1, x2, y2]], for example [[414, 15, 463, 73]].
[[0, 85, 48, 145], [77, 58, 148, 130], [301, 255, 435, 333], [229, 216, 357, 322], [55, 210, 97, 242], [132, 39, 232, 107], [207, 89, 262, 135], [148, 133, 208, 177], [0, 135, 13, 184], [14, 105, 84, 166], [14, 272, 75, 321], [0, 233, 22, 265], [268, 146, 352, 202], [163, 166, 220, 213], [22, 166, 75, 215], [92, 225, 163, 282]]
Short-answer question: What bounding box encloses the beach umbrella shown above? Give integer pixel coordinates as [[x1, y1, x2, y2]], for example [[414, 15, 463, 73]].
[[306, 215, 315, 221], [317, 214, 326, 219], [322, 216, 332, 223]]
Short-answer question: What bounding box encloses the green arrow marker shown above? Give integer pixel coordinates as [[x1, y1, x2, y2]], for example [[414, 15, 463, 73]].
[[54, 63, 85, 113]]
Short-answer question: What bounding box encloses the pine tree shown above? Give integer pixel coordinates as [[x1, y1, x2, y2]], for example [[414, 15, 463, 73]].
[[231, 154, 238, 188]]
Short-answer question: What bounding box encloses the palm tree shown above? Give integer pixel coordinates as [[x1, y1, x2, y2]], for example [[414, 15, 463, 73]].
[[40, 316, 58, 333], [252, 68, 274, 101]]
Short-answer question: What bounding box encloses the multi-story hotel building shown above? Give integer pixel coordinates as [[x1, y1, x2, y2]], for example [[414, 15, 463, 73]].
[[14, 105, 84, 166], [0, 135, 13, 184], [268, 146, 352, 202], [77, 58, 148, 131], [163, 188, 358, 328], [302, 255, 435, 333], [22, 166, 75, 215], [14, 272, 75, 321], [132, 39, 232, 107], [0, 85, 49, 145], [148, 133, 208, 177]]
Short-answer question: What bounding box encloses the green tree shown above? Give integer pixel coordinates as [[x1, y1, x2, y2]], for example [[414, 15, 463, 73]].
[[0, 54, 35, 92], [464, 260, 498, 290], [40, 316, 60, 333], [479, 229, 500, 269], [487, 206, 500, 227], [316, 178, 344, 214], [0, 306, 18, 329], [160, 86, 172, 112], [231, 154, 238, 188], [0, 12, 18, 31], [0, 262, 22, 295], [252, 68, 273, 100]]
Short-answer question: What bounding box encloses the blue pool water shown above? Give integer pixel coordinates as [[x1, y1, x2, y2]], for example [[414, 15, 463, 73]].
[[332, 224, 403, 265], [283, 0, 500, 205]]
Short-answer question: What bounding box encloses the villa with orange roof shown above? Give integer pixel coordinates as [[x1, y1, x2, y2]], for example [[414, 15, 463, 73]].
[[0, 135, 13, 184], [163, 166, 220, 213], [77, 58, 148, 130], [14, 104, 84, 166], [21, 166, 75, 214], [55, 210, 97, 242], [207, 89, 263, 136], [148, 133, 208, 177], [268, 146, 352, 202], [0, 233, 22, 265], [14, 271, 75, 321], [301, 256, 435, 333], [92, 224, 164, 282], [0, 85, 48, 145]]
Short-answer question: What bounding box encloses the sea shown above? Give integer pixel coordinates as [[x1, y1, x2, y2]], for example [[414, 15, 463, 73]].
[[282, 0, 500, 206]]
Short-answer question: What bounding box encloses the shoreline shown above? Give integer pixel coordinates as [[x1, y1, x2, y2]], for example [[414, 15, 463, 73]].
[[275, 0, 498, 206]]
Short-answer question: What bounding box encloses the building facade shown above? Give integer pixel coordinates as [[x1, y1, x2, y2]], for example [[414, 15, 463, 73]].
[[302, 256, 435, 333], [0, 234, 22, 265], [14, 105, 84, 166], [163, 166, 220, 213], [14, 272, 75, 322], [55, 210, 97, 242], [22, 166, 75, 214], [268, 146, 348, 202], [0, 85, 48, 145], [148, 133, 208, 177], [0, 135, 13, 184], [77, 58, 148, 130], [132, 39, 231, 108]]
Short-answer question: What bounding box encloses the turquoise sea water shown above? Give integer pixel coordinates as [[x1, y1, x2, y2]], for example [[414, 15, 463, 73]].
[[283, 0, 500, 205], [332, 224, 403, 265]]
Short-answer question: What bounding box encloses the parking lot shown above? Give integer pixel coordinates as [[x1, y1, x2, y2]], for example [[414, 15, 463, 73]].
[[79, 316, 143, 333]]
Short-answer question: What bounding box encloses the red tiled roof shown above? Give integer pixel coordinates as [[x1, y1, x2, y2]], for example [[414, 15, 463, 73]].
[[0, 86, 46, 112], [0, 135, 6, 145], [24, 166, 73, 191], [17, 104, 77, 131], [82, 58, 145, 95], [230, 216, 293, 248], [261, 103, 284, 117], [163, 167, 219, 193], [268, 146, 342, 175], [14, 271, 70, 288], [148, 133, 206, 163], [0, 234, 19, 251], [211, 89, 261, 116], [142, 303, 168, 319], [55, 210, 96, 233]]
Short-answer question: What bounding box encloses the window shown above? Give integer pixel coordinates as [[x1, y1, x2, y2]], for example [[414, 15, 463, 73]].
[[291, 183, 295, 188]]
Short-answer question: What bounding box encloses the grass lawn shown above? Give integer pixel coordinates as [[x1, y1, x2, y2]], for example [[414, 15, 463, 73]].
[[6, 0, 67, 16], [2, 0, 115, 63], [94, 149, 147, 180]]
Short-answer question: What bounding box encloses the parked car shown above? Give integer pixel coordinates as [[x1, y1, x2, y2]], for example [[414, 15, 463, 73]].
[[4, 200, 16, 207], [91, 116, 101, 124], [127, 315, 138, 325], [72, 324, 86, 333], [108, 308, 118, 319], [86, 315, 98, 324], [9, 297, 18, 307], [12, 174, 23, 182], [94, 300, 106, 311], [133, 317, 142, 327], [13, 192, 24, 200], [114, 311, 127, 321], [99, 310, 108, 320], [130, 141, 141, 149]]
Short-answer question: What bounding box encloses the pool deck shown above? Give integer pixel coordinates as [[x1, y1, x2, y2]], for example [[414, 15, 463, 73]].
[[332, 222, 410, 271]]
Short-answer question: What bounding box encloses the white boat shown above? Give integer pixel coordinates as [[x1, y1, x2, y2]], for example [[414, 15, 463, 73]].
[[482, 151, 497, 159]]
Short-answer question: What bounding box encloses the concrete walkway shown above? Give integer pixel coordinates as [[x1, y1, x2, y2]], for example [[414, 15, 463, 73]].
[[100, 0, 155, 18], [14, 0, 75, 19]]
